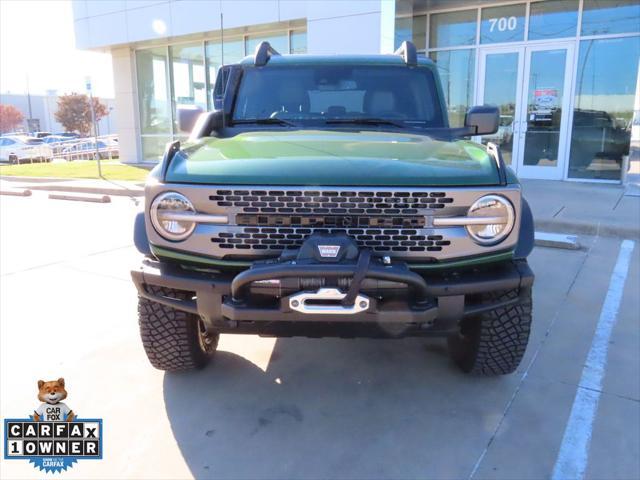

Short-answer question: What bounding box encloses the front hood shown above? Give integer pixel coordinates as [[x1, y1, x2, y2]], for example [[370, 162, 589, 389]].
[[165, 130, 503, 186]]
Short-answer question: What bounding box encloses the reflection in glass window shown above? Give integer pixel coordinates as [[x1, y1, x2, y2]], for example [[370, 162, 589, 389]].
[[481, 52, 519, 165], [480, 4, 525, 44], [205, 41, 222, 109], [136, 47, 171, 135], [290, 30, 307, 54], [394, 15, 426, 50], [528, 0, 578, 40], [569, 37, 640, 180], [245, 33, 288, 56], [170, 44, 207, 132], [582, 0, 640, 36], [429, 10, 477, 49], [430, 49, 475, 127], [141, 135, 172, 162], [522, 49, 567, 168]]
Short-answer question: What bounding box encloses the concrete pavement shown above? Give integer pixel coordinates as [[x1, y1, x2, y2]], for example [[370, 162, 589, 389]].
[[0, 191, 638, 479]]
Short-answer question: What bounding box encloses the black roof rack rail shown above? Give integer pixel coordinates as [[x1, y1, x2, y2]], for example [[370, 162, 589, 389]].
[[254, 41, 280, 67], [394, 41, 417, 67]]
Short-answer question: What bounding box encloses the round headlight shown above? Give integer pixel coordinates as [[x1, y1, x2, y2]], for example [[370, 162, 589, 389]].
[[150, 192, 196, 241], [466, 195, 515, 245]]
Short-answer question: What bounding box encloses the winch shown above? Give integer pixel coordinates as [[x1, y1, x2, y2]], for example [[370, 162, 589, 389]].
[[232, 233, 432, 314]]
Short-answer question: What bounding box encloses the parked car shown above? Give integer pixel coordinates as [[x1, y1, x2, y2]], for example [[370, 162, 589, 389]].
[[569, 109, 631, 167], [60, 139, 119, 160], [32, 131, 52, 138], [41, 135, 78, 156], [0, 136, 53, 164], [54, 132, 80, 139]]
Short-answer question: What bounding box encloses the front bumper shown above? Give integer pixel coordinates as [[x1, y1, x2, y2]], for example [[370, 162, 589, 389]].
[[131, 257, 534, 338]]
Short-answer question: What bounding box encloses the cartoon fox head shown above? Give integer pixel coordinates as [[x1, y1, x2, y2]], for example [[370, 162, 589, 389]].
[[37, 378, 68, 405]]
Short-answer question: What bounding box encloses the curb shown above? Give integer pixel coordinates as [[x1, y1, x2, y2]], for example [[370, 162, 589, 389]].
[[534, 218, 640, 240], [48, 193, 111, 203], [534, 232, 581, 250], [0, 189, 32, 197], [28, 185, 143, 197]]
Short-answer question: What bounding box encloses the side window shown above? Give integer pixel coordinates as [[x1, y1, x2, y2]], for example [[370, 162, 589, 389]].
[[213, 65, 232, 110]]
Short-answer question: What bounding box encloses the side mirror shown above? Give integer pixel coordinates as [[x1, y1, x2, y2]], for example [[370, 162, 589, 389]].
[[177, 105, 204, 133], [465, 105, 499, 135], [188, 110, 225, 141]]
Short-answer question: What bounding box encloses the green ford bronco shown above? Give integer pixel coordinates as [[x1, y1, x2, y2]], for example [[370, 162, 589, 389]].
[[131, 41, 535, 376]]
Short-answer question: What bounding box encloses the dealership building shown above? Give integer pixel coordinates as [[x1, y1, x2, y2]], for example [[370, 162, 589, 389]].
[[72, 0, 639, 182]]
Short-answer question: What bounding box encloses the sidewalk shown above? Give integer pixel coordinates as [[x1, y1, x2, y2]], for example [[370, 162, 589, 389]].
[[0, 176, 144, 197], [521, 179, 640, 239], [1, 175, 638, 239]]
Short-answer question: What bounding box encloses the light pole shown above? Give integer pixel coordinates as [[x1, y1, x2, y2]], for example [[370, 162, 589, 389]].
[[85, 76, 102, 178], [46, 89, 57, 132]]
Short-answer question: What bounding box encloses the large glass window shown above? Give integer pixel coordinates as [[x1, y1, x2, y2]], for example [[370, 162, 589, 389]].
[[581, 0, 640, 36], [141, 136, 172, 162], [136, 27, 305, 161], [430, 49, 475, 127], [480, 4, 526, 44], [205, 41, 222, 109], [170, 43, 206, 134], [136, 47, 171, 135], [290, 30, 307, 54], [395, 15, 426, 50], [429, 10, 477, 48], [569, 37, 640, 180], [528, 0, 579, 40]]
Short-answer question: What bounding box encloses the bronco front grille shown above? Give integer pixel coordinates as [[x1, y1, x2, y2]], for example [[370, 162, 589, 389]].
[[209, 189, 454, 215], [211, 227, 451, 254], [207, 188, 458, 258]]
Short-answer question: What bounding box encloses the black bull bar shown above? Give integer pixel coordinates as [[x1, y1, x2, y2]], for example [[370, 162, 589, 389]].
[[131, 255, 534, 336]]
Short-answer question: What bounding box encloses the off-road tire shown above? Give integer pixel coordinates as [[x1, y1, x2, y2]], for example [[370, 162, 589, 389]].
[[138, 286, 219, 371], [447, 288, 532, 376]]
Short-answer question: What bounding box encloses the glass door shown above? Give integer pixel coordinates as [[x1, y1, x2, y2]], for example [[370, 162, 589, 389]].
[[517, 44, 575, 179], [477, 47, 525, 167], [478, 43, 575, 179]]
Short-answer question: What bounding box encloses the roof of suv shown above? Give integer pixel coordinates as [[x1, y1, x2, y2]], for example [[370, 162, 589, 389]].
[[238, 53, 435, 67]]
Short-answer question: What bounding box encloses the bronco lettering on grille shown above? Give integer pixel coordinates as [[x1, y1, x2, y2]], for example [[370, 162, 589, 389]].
[[236, 214, 426, 229]]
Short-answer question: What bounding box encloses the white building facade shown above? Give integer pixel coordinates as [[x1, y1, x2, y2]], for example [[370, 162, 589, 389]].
[[72, 0, 640, 182]]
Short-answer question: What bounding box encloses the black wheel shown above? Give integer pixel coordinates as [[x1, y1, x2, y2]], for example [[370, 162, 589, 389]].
[[447, 288, 532, 376], [138, 286, 219, 371]]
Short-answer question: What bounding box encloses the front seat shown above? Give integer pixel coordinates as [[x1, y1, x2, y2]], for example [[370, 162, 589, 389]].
[[277, 80, 309, 114], [364, 90, 396, 117]]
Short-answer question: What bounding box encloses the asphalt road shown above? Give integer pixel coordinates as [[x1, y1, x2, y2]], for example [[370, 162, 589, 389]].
[[0, 192, 638, 480]]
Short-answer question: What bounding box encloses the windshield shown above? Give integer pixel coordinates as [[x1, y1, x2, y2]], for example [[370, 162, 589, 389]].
[[232, 65, 445, 129]]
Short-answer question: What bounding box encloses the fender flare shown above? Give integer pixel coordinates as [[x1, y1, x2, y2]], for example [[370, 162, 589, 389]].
[[514, 197, 534, 260], [134, 211, 152, 256]]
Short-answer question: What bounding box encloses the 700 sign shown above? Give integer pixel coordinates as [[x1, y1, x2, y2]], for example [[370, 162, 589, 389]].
[[488, 16, 517, 32]]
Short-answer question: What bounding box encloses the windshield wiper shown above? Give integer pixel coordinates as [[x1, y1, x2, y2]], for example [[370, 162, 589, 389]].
[[233, 118, 298, 127], [324, 117, 407, 128]]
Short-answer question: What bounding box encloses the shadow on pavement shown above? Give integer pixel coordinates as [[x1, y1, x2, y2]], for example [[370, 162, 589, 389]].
[[163, 336, 513, 480]]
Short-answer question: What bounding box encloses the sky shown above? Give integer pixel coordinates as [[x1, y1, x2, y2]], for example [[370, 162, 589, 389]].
[[0, 0, 114, 98]]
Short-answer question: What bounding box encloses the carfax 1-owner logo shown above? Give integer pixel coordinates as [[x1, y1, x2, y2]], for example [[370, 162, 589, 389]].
[[3, 378, 103, 473]]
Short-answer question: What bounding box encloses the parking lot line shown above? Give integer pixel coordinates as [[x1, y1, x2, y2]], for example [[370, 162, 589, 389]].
[[551, 239, 636, 480]]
